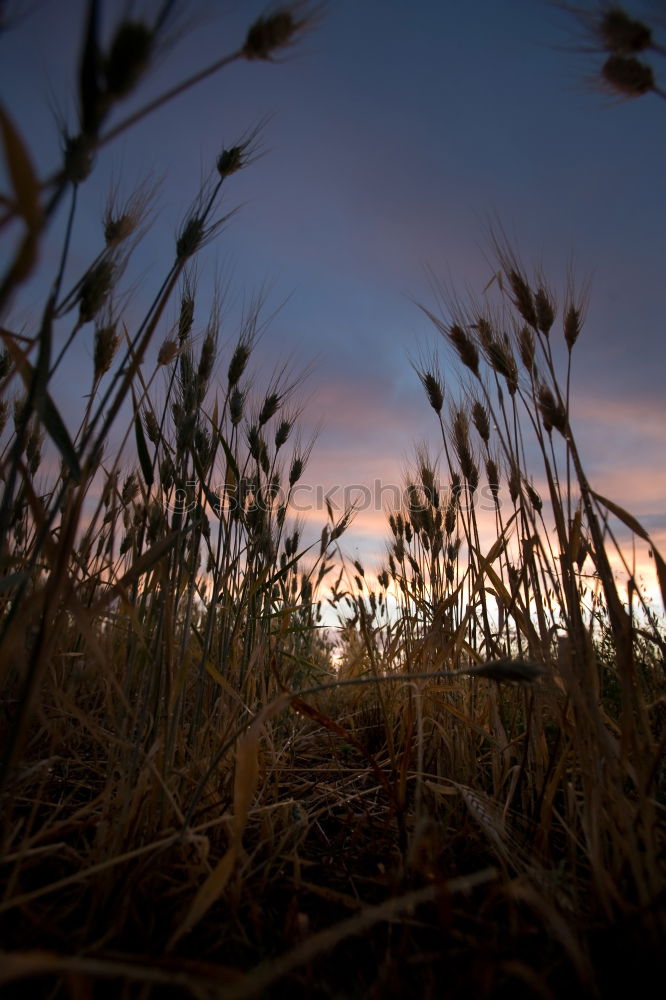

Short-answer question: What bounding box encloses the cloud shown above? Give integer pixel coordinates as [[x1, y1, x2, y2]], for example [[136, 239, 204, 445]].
[[573, 394, 666, 447]]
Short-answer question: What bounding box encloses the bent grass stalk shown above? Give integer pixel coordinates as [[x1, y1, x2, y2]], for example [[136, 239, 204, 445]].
[[1, 4, 665, 997]]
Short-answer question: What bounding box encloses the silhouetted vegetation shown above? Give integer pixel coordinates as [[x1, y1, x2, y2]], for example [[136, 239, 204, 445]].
[[1, 3, 664, 997]]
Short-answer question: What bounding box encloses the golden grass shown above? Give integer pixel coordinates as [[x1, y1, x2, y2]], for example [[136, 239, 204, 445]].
[[1, 3, 665, 997]]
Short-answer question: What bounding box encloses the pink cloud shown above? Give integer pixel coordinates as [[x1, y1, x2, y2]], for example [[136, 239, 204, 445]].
[[573, 394, 666, 446]]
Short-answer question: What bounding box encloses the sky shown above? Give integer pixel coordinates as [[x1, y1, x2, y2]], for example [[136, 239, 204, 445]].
[[2, 0, 666, 607]]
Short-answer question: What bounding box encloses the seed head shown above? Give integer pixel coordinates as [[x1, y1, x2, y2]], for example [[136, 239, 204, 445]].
[[247, 424, 265, 462], [25, 427, 42, 475], [79, 259, 115, 323], [122, 472, 139, 505], [466, 658, 547, 683], [143, 409, 161, 444], [575, 538, 590, 570], [475, 316, 494, 348], [534, 286, 556, 335], [104, 212, 135, 247], [289, 455, 304, 487], [264, 474, 281, 506], [158, 338, 179, 366], [598, 8, 652, 55], [408, 554, 421, 577], [450, 472, 462, 504], [526, 482, 542, 513], [63, 133, 93, 184], [243, 7, 307, 61], [104, 21, 153, 98], [465, 462, 479, 493], [482, 337, 518, 395], [406, 482, 424, 518], [517, 325, 535, 372], [176, 215, 205, 260], [217, 145, 244, 179], [93, 322, 119, 380], [452, 409, 469, 453], [146, 502, 165, 544], [485, 458, 500, 507], [194, 426, 212, 471], [448, 324, 480, 377], [259, 392, 280, 426], [471, 400, 490, 445], [418, 456, 437, 505], [178, 291, 195, 342], [508, 461, 521, 506], [228, 342, 251, 386], [444, 501, 456, 536], [330, 510, 352, 542], [230, 387, 244, 425], [275, 418, 292, 449], [564, 304, 583, 351], [418, 370, 444, 414], [103, 180, 155, 249], [197, 330, 217, 396], [285, 529, 300, 556], [508, 269, 538, 329], [175, 409, 195, 454], [160, 457, 174, 490], [178, 350, 197, 411], [120, 529, 135, 555], [538, 384, 567, 435], [452, 409, 479, 490], [601, 54, 654, 98]]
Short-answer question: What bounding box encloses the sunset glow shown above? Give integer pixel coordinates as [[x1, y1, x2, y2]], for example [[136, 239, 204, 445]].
[[2, 3, 665, 993]]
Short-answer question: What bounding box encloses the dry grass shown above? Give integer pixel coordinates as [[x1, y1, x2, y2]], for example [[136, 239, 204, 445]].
[[1, 3, 665, 998]]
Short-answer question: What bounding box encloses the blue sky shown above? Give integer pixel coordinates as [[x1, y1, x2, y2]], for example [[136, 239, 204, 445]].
[[3, 0, 665, 599]]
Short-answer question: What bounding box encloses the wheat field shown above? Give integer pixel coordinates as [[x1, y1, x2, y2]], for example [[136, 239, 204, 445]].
[[1, 3, 664, 997]]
